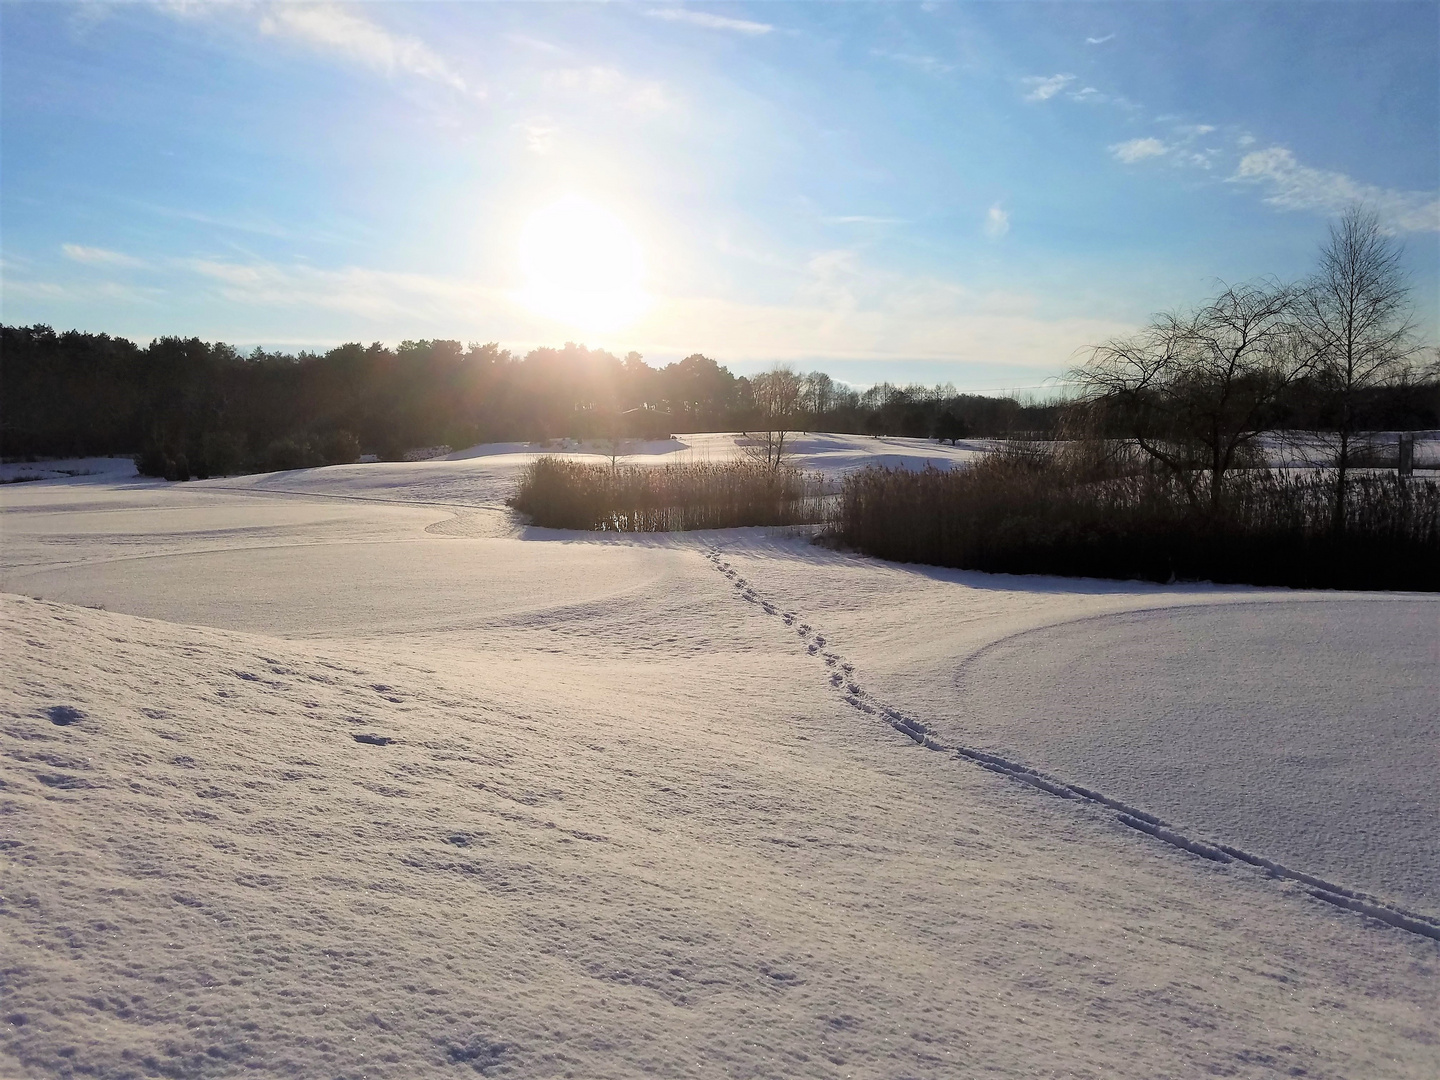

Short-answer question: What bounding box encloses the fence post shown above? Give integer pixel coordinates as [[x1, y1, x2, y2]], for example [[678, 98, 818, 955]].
[[1398, 432, 1415, 477]]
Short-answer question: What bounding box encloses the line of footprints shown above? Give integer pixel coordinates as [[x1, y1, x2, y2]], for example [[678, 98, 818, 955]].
[[702, 548, 1440, 943], [705, 548, 944, 751]]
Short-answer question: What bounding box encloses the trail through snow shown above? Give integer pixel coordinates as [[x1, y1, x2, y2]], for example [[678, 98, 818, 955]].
[[703, 548, 1440, 941]]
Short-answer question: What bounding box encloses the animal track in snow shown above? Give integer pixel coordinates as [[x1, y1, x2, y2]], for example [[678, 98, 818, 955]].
[[701, 546, 1440, 944]]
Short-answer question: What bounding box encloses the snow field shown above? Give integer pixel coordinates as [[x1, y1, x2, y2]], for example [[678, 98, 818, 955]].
[[705, 540, 1440, 912], [0, 457, 139, 485], [5, 594, 1440, 1079], [2, 442, 1438, 1078], [707, 545, 1440, 924]]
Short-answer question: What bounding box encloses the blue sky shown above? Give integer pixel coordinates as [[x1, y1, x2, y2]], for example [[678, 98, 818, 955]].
[[2, 1, 1436, 390]]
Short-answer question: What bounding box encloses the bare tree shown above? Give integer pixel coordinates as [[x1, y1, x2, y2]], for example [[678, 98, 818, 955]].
[[1074, 280, 1309, 512], [747, 367, 802, 470], [801, 370, 835, 422], [1419, 346, 1440, 383], [1296, 205, 1417, 528], [602, 423, 625, 468]]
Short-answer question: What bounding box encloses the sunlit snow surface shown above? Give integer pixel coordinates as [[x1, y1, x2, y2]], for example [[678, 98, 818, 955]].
[[2, 439, 1438, 1079]]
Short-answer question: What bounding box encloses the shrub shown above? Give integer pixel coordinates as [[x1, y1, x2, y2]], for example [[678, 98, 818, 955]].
[[320, 430, 361, 465], [136, 445, 170, 478], [200, 431, 247, 477], [510, 457, 830, 531], [261, 437, 322, 473], [829, 446, 1440, 590]]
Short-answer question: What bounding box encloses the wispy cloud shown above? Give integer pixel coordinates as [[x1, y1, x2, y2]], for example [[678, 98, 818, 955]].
[[504, 32, 566, 55], [1110, 137, 1167, 164], [1022, 74, 1075, 102], [161, 2, 479, 97], [1230, 146, 1440, 233], [1109, 121, 1222, 168], [131, 201, 302, 242], [3, 272, 162, 306], [1086, 34, 1115, 46], [1056, 84, 1138, 109], [824, 215, 906, 225], [61, 243, 147, 268], [645, 8, 773, 35], [871, 50, 954, 75], [983, 204, 1010, 239], [515, 119, 558, 154], [185, 257, 508, 320], [546, 67, 674, 112], [2, 279, 70, 302], [257, 4, 474, 95]]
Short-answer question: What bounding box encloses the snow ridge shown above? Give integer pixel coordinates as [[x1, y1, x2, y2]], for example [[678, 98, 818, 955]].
[[704, 547, 1440, 944]]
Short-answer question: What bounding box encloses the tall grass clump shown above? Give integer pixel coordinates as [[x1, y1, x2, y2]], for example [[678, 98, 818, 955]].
[[831, 445, 1440, 590], [511, 456, 830, 531]]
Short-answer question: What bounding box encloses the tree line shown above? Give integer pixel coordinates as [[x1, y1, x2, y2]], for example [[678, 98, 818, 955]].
[[0, 327, 1067, 478]]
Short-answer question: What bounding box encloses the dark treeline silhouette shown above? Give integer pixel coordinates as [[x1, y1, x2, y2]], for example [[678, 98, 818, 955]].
[[1, 329, 742, 476], [1, 324, 1068, 477], [3, 322, 1436, 480]]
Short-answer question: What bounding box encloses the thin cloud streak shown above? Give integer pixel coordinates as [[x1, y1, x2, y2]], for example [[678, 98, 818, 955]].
[[1022, 74, 1075, 102], [161, 2, 478, 97], [645, 8, 773, 35], [257, 3, 475, 95], [545, 67, 674, 112], [871, 50, 954, 74], [62, 244, 147, 268]]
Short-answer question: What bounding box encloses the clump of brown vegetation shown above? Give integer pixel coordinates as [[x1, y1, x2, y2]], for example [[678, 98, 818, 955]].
[[510, 456, 830, 531], [829, 442, 1440, 590]]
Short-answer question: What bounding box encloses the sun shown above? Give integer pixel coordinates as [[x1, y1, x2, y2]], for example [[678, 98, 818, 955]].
[[516, 195, 650, 334]]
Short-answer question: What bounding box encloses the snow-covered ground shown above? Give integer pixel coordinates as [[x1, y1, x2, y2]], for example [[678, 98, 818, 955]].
[[0, 456, 139, 485], [2, 438, 1438, 1079]]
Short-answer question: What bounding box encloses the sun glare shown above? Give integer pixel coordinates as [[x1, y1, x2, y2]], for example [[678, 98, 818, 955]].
[[516, 195, 650, 333]]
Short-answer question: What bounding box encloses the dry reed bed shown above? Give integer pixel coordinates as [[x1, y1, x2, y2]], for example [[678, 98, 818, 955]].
[[510, 457, 832, 531], [831, 451, 1440, 590]]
